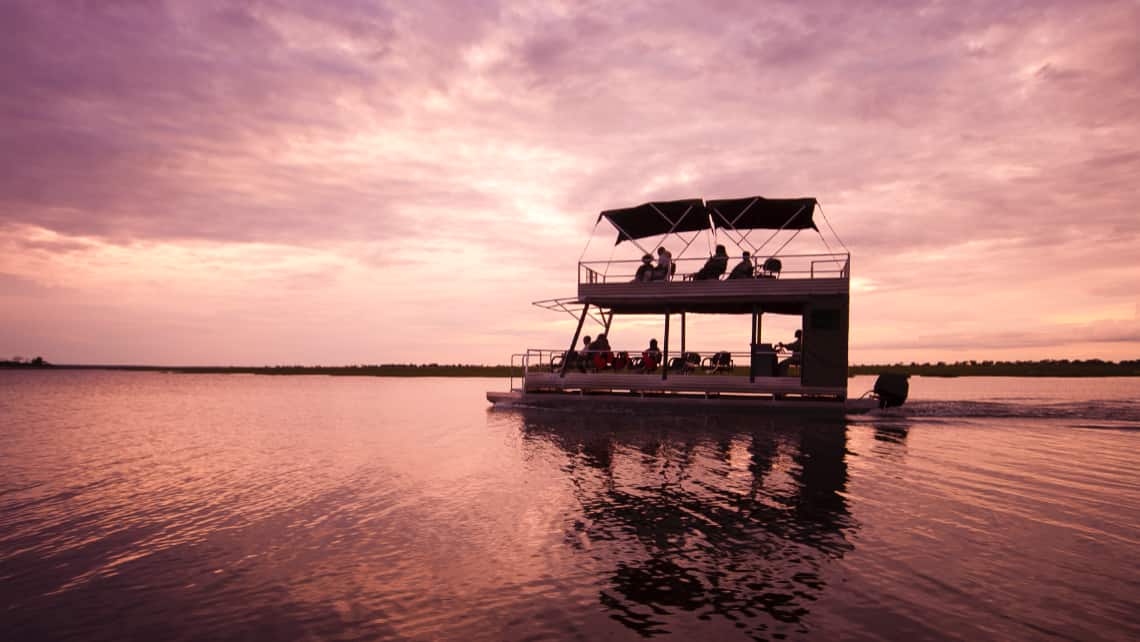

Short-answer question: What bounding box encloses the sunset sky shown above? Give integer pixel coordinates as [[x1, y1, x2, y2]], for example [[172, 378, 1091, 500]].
[[2, 0, 1138, 366]]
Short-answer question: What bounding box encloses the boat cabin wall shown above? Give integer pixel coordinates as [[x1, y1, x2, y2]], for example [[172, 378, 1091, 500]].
[[801, 296, 850, 389]]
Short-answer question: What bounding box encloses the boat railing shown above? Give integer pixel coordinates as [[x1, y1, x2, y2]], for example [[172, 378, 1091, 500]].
[[578, 252, 849, 284], [517, 347, 796, 377]]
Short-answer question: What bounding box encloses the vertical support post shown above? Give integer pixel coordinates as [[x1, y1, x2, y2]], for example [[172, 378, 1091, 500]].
[[680, 312, 686, 357], [561, 303, 590, 378], [662, 309, 671, 381], [603, 309, 614, 335], [750, 305, 758, 344], [750, 305, 758, 383]]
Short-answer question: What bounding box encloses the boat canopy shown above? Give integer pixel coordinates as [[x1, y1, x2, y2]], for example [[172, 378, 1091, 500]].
[[598, 199, 708, 244], [707, 197, 817, 233], [600, 196, 817, 244]]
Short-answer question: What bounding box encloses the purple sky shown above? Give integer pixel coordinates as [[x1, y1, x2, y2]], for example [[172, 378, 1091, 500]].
[[2, 0, 1138, 365]]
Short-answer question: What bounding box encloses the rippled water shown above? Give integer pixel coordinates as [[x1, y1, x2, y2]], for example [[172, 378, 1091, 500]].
[[2, 372, 1138, 641]]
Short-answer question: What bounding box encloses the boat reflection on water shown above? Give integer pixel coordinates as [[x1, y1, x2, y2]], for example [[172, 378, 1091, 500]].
[[513, 408, 856, 639]]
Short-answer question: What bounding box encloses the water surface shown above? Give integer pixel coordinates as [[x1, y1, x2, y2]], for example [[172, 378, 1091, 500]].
[[2, 372, 1138, 640]]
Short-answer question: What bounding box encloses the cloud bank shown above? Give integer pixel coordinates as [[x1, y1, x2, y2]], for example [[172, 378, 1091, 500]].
[[1, 0, 1138, 364]]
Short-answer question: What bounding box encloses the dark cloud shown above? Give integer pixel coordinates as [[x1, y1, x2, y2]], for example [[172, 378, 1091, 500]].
[[0, 0, 503, 245], [3, 0, 1136, 254]]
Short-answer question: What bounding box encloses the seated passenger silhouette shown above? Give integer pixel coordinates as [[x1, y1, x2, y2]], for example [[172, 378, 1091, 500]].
[[777, 330, 802, 376], [633, 254, 654, 282], [692, 244, 729, 280], [588, 333, 612, 370], [728, 251, 754, 279], [642, 338, 661, 372], [572, 335, 592, 372]]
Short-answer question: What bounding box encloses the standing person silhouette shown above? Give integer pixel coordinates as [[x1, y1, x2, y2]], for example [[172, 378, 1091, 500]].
[[651, 247, 673, 281]]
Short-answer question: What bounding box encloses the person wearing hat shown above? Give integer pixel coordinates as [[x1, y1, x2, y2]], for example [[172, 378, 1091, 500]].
[[728, 250, 755, 279], [633, 253, 655, 282]]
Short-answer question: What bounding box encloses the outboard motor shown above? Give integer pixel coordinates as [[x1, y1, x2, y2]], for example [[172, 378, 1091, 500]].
[[873, 373, 910, 408]]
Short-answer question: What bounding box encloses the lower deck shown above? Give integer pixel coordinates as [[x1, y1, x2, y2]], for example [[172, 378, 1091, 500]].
[[487, 389, 877, 414], [522, 372, 847, 398]]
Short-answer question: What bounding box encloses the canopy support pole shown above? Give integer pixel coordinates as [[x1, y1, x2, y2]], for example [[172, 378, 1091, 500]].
[[607, 219, 653, 257], [560, 303, 590, 378], [579, 217, 604, 263], [815, 202, 850, 253], [750, 305, 759, 383], [753, 202, 810, 256], [681, 312, 687, 357], [770, 229, 802, 258], [662, 309, 671, 381], [711, 198, 763, 255]]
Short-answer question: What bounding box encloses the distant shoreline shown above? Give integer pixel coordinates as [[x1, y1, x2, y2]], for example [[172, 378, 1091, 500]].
[[3, 361, 1139, 378]]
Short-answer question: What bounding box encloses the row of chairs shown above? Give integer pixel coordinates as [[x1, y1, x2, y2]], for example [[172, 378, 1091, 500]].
[[550, 351, 735, 373]]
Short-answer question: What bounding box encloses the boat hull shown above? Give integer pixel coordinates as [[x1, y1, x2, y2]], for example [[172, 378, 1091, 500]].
[[486, 390, 879, 415]]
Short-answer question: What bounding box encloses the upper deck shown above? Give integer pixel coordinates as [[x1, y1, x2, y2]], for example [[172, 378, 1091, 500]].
[[576, 252, 850, 314]]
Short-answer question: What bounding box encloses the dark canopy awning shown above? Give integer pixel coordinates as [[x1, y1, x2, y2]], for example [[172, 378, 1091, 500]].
[[599, 199, 708, 244], [706, 196, 817, 232], [600, 196, 818, 244]]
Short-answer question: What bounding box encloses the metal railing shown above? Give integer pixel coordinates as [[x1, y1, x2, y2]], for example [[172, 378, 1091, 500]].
[[512, 347, 798, 378], [578, 252, 849, 285]]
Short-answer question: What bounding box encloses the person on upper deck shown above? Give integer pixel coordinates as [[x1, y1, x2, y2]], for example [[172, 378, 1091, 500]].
[[728, 250, 754, 279], [777, 330, 802, 376], [693, 244, 729, 280], [633, 254, 654, 282], [651, 247, 673, 281]]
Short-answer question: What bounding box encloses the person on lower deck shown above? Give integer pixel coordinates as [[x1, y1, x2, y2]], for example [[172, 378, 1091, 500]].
[[588, 333, 612, 369], [693, 244, 729, 280], [642, 338, 661, 372], [728, 251, 754, 279], [573, 335, 592, 372], [633, 254, 654, 282], [777, 330, 802, 376]]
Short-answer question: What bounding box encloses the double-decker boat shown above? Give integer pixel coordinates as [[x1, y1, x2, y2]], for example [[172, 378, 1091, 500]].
[[486, 196, 908, 414]]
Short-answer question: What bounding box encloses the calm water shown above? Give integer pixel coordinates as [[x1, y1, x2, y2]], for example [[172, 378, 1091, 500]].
[[1, 372, 1138, 641]]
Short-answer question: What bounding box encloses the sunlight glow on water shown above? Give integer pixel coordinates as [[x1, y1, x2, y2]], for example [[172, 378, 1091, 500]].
[[1, 372, 1138, 640]]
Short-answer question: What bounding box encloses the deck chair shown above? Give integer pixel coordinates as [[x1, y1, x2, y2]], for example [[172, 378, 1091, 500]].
[[701, 351, 733, 374], [590, 351, 614, 371], [759, 258, 782, 279], [668, 352, 700, 373]]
